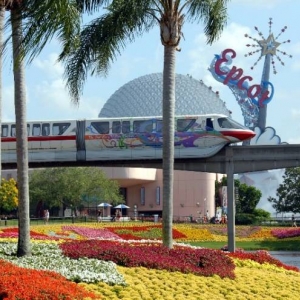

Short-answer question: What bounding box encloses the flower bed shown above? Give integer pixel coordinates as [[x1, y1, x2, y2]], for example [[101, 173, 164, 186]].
[[60, 240, 236, 279], [271, 227, 300, 239], [0, 223, 299, 299], [0, 259, 98, 299]]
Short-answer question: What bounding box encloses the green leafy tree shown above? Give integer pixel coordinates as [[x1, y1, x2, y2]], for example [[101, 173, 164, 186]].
[[238, 183, 261, 214], [268, 167, 300, 214], [29, 167, 123, 216], [217, 177, 262, 214], [0, 178, 18, 213], [21, 0, 229, 249]]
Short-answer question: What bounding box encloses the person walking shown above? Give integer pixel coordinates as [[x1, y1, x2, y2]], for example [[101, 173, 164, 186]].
[[44, 209, 49, 224], [205, 210, 210, 223], [97, 210, 102, 223], [292, 215, 297, 227]]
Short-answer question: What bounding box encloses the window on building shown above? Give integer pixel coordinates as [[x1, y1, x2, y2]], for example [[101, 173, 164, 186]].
[[156, 186, 160, 205], [140, 187, 145, 206]]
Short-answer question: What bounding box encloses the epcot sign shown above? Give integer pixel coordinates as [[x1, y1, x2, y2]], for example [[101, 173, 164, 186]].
[[211, 48, 274, 108]]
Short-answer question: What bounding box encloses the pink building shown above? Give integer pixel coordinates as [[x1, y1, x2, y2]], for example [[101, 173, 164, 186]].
[[102, 167, 217, 221]]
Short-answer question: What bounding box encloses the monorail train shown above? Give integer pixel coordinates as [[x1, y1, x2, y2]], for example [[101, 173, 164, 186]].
[[1, 114, 255, 163]]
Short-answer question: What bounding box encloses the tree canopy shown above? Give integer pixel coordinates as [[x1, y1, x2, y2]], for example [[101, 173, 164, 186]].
[[29, 167, 123, 214], [0, 178, 18, 213], [268, 167, 300, 214], [216, 176, 262, 214]]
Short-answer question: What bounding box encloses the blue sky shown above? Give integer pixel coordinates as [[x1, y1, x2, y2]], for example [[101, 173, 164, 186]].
[[2, 0, 300, 144]]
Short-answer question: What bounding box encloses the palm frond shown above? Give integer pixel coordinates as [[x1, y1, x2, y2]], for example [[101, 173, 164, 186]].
[[186, 0, 229, 44], [75, 0, 110, 13], [62, 0, 156, 104], [18, 0, 81, 63]]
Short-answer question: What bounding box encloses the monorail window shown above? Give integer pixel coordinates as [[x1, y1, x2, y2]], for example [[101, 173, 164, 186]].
[[156, 120, 163, 133], [206, 118, 214, 131], [53, 123, 71, 135], [91, 121, 109, 134], [11, 125, 16, 137], [32, 124, 41, 136], [112, 121, 121, 133], [133, 120, 153, 133], [177, 118, 196, 132], [122, 121, 130, 134], [6, 124, 29, 136], [42, 123, 50, 136], [1, 125, 8, 137]]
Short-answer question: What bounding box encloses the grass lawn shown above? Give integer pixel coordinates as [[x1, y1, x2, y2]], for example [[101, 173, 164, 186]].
[[189, 240, 300, 251]]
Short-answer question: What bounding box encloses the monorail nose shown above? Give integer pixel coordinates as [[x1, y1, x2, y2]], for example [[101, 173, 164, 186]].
[[224, 129, 256, 142]]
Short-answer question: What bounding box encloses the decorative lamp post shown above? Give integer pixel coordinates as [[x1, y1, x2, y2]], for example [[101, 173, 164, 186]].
[[244, 18, 291, 131], [134, 205, 138, 221]]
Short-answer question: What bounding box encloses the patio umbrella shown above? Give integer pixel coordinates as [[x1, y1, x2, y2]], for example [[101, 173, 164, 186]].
[[98, 203, 112, 208], [114, 204, 130, 209], [98, 203, 112, 217], [114, 204, 130, 217]]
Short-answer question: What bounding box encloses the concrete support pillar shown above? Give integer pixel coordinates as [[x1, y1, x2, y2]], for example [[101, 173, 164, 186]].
[[226, 147, 235, 252]]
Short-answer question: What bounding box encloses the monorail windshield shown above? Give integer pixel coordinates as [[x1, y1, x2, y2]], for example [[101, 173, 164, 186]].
[[217, 117, 246, 129]]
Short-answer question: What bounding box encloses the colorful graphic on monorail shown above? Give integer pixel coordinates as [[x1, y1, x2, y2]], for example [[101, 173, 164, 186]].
[[1, 114, 255, 164]]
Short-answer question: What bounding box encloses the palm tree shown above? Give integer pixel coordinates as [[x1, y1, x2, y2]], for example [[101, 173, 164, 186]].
[[0, 1, 5, 183], [4, 1, 31, 257], [0, 0, 31, 256], [66, 0, 229, 249], [2, 0, 80, 256], [0, 1, 12, 183], [21, 0, 229, 248]]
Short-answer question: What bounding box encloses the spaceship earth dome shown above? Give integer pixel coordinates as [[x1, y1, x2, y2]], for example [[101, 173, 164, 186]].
[[99, 73, 230, 117]]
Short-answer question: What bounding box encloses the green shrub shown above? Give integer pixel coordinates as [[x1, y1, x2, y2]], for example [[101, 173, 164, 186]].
[[235, 213, 257, 225]]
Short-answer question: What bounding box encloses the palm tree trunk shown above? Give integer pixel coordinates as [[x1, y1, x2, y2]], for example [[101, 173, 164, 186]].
[[162, 45, 176, 249], [0, 2, 5, 181], [11, 7, 31, 257]]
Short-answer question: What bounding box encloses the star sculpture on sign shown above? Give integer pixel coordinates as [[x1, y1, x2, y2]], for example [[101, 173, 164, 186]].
[[244, 17, 292, 74], [258, 33, 281, 56]]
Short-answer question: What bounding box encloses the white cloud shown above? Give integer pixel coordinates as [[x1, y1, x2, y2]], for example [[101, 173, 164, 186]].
[[28, 77, 100, 120], [32, 52, 64, 78], [20, 52, 103, 121], [187, 22, 256, 80], [2, 84, 15, 120], [2, 83, 31, 122]]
